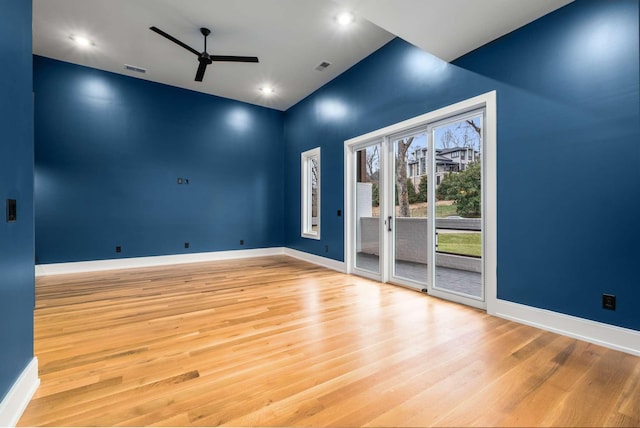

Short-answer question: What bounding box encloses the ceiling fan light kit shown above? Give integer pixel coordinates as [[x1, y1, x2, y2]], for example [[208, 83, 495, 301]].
[[149, 26, 259, 82]]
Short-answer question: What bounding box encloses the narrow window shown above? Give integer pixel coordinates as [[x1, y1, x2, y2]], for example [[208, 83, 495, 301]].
[[301, 147, 321, 239]]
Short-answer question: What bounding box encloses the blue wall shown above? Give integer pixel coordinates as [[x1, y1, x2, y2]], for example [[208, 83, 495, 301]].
[[34, 57, 284, 263], [0, 0, 34, 401], [32, 1, 640, 333], [283, 0, 640, 330]]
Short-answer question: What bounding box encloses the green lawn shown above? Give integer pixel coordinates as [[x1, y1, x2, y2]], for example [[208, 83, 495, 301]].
[[438, 232, 482, 257], [409, 204, 458, 217]]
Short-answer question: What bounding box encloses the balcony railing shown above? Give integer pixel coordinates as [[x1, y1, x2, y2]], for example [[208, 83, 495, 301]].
[[357, 217, 482, 273]]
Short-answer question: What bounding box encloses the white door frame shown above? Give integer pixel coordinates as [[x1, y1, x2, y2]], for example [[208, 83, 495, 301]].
[[344, 91, 497, 311]]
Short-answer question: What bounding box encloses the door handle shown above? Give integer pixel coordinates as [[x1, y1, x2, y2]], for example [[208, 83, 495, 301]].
[[388, 216, 392, 232], [435, 231, 439, 249]]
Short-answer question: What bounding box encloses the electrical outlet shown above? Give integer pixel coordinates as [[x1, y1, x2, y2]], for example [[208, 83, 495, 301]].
[[115, 246, 122, 253], [602, 294, 616, 310], [240, 239, 244, 245], [184, 242, 190, 249]]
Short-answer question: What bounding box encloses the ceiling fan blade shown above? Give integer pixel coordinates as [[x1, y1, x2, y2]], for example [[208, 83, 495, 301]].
[[210, 55, 259, 63], [194, 60, 208, 82], [149, 26, 200, 57]]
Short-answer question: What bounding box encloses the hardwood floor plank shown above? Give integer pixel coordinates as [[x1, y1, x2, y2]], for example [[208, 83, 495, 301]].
[[549, 349, 639, 427], [18, 256, 640, 427]]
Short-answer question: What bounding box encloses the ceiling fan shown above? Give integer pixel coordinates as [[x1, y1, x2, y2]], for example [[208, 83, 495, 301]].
[[149, 26, 259, 82]]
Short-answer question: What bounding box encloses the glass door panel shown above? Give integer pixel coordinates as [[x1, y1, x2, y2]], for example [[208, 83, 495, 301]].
[[392, 131, 428, 287], [355, 143, 381, 274], [432, 115, 484, 300], [346, 97, 490, 310]]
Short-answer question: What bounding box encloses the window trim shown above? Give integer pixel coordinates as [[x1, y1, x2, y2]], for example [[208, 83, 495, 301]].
[[301, 147, 321, 240]]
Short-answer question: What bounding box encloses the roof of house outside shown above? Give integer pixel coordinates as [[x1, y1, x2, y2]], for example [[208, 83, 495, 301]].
[[438, 147, 475, 155]]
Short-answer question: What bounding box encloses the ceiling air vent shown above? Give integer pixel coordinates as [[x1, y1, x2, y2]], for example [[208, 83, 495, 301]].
[[314, 61, 331, 71], [124, 64, 147, 74]]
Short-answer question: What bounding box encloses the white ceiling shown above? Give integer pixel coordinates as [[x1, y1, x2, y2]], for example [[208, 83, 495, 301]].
[[334, 0, 574, 62], [33, 0, 572, 111]]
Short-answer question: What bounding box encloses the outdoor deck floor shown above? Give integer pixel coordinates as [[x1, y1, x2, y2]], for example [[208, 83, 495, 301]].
[[356, 252, 482, 297]]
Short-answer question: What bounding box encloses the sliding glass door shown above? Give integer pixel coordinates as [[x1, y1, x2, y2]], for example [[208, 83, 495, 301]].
[[346, 96, 492, 310], [391, 130, 429, 288], [353, 141, 383, 279], [431, 113, 484, 303]]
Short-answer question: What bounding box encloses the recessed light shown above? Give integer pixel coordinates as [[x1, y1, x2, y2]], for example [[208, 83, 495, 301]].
[[70, 35, 93, 47], [259, 86, 275, 95], [336, 12, 355, 26]]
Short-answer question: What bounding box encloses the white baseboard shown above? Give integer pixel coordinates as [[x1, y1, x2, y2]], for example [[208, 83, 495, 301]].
[[0, 358, 39, 427], [34, 247, 346, 277], [490, 299, 640, 356], [35, 247, 285, 276], [283, 248, 346, 273]]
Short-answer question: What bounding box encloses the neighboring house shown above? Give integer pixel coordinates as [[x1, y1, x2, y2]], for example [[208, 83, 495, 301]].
[[407, 147, 479, 188]]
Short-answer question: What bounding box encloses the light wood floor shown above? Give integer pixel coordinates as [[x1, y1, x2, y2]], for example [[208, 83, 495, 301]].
[[18, 256, 640, 427]]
